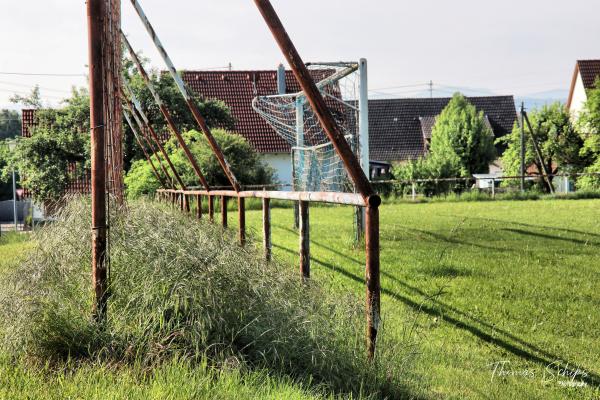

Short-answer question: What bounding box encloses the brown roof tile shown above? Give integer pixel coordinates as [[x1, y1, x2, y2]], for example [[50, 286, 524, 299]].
[[577, 60, 600, 90]]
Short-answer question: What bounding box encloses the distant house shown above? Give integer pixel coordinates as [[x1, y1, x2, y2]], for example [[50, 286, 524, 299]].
[[367, 96, 517, 167], [567, 59, 600, 119]]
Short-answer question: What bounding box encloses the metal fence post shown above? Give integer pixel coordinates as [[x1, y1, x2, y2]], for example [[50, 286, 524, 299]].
[[238, 197, 246, 246], [299, 200, 310, 279], [263, 198, 272, 261], [208, 195, 214, 222], [365, 195, 381, 360], [196, 194, 202, 219], [87, 0, 108, 322], [221, 196, 228, 228]]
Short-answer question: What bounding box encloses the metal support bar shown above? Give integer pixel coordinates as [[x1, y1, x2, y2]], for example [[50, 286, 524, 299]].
[[299, 200, 310, 279], [125, 1, 240, 192], [121, 35, 209, 190], [123, 101, 175, 187], [124, 92, 186, 189], [123, 109, 167, 188], [263, 198, 272, 262], [238, 197, 246, 246], [184, 193, 190, 213], [157, 189, 367, 207], [523, 112, 554, 194], [87, 0, 108, 322], [519, 103, 525, 192], [208, 195, 214, 222], [253, 0, 375, 201], [221, 196, 228, 228], [365, 198, 381, 360], [196, 194, 202, 219]]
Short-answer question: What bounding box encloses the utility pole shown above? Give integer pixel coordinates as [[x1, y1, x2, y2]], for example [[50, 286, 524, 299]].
[[12, 169, 17, 231], [87, 0, 108, 322], [520, 102, 525, 192], [429, 80, 433, 98]]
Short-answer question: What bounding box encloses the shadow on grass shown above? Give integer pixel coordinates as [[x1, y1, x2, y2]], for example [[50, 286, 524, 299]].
[[447, 215, 600, 240], [271, 244, 600, 388], [502, 228, 599, 247]]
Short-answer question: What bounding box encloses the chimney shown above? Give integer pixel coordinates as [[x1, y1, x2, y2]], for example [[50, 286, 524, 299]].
[[277, 63, 286, 94]]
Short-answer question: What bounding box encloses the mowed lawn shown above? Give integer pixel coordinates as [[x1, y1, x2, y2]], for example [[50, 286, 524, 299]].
[[239, 199, 600, 399]]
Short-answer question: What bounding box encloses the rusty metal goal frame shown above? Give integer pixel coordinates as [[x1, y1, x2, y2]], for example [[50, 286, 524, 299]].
[[88, 0, 381, 359]]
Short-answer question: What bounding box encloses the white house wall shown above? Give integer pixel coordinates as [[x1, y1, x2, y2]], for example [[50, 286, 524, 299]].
[[569, 72, 588, 120], [261, 153, 293, 190]]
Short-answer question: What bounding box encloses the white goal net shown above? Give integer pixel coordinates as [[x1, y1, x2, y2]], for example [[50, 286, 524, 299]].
[[252, 62, 366, 193]]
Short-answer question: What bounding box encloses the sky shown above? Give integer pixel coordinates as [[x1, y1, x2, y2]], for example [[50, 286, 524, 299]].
[[0, 0, 598, 110]]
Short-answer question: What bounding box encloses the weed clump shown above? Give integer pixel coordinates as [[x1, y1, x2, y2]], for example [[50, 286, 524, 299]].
[[0, 199, 413, 398]]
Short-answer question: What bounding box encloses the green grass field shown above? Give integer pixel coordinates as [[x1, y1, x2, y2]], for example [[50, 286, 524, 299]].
[[1, 199, 599, 399], [239, 199, 600, 399]]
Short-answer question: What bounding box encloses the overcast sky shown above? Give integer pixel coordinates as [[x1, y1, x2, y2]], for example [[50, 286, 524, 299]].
[[0, 0, 598, 109]]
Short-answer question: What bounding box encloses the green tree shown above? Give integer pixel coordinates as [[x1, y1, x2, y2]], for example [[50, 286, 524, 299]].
[[393, 93, 495, 194], [498, 102, 584, 192], [0, 110, 21, 140], [576, 78, 600, 189], [428, 94, 496, 175], [10, 85, 43, 109], [125, 129, 273, 198], [1, 88, 90, 202]]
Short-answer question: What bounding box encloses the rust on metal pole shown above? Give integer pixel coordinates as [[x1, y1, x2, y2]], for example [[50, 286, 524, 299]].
[[221, 196, 228, 228], [121, 34, 209, 191], [123, 109, 167, 188], [126, 0, 241, 192], [253, 0, 374, 201], [87, 0, 108, 321], [263, 197, 272, 261], [238, 197, 246, 246], [208, 195, 214, 222], [299, 200, 310, 279], [365, 195, 381, 360], [196, 194, 202, 219]]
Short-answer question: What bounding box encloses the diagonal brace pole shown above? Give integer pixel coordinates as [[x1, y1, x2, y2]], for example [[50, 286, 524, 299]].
[[123, 109, 168, 188], [126, 0, 241, 192], [121, 80, 188, 190], [523, 111, 555, 194], [122, 100, 174, 187], [253, 0, 374, 201], [121, 35, 210, 191]]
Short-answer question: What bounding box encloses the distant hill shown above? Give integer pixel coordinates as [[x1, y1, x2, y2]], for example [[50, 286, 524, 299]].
[[515, 89, 568, 110]]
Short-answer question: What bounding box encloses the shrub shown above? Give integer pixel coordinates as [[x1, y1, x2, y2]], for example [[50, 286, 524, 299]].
[[125, 130, 274, 198]]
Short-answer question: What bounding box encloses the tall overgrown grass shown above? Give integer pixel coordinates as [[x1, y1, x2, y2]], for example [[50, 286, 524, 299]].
[[0, 198, 415, 398]]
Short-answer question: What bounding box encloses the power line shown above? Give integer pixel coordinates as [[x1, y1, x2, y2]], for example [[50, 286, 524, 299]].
[[369, 82, 429, 92], [0, 80, 72, 94], [0, 71, 86, 77]]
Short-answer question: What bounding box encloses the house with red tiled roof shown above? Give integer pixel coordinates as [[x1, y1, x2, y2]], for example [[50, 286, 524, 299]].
[[567, 60, 600, 120], [182, 65, 312, 185]]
